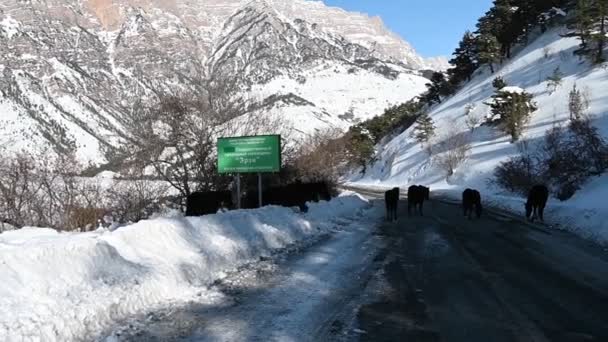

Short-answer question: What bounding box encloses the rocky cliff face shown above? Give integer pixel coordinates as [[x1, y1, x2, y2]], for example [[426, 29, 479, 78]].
[[0, 0, 436, 164]]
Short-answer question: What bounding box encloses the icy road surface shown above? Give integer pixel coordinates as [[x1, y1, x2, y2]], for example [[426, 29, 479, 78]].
[[105, 204, 385, 342]]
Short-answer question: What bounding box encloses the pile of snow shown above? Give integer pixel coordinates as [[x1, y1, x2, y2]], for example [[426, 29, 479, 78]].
[[349, 27, 608, 245], [0, 15, 20, 39], [0, 194, 371, 341]]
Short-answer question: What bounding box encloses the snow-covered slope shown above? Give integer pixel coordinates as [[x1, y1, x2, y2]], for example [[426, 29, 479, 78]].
[[0, 193, 371, 341], [0, 0, 432, 164], [349, 27, 608, 245]]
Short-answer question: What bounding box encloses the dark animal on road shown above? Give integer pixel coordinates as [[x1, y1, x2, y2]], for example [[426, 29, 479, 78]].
[[244, 182, 332, 212], [526, 185, 549, 222], [384, 187, 400, 221], [462, 188, 482, 219], [186, 191, 233, 216], [408, 185, 430, 216]]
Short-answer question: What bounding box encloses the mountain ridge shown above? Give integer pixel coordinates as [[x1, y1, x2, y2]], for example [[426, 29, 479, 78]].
[[0, 0, 436, 164]]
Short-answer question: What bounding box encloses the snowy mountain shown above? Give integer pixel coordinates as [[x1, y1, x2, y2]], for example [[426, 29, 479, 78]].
[[0, 0, 434, 164], [349, 26, 608, 245], [423, 56, 451, 71]]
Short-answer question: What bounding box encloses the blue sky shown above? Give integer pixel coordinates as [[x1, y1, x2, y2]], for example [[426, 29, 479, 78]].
[[322, 0, 493, 58]]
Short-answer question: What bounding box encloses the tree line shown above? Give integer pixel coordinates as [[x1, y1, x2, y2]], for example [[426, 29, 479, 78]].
[[424, 0, 573, 107]]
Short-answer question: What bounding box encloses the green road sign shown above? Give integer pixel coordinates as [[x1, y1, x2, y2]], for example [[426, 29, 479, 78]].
[[217, 135, 281, 174]]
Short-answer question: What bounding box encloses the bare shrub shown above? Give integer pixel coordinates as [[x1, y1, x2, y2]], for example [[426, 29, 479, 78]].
[[0, 151, 96, 230], [124, 80, 286, 207], [546, 67, 563, 95], [68, 207, 106, 232], [582, 85, 592, 111], [292, 128, 349, 184], [0, 152, 39, 228], [434, 130, 471, 177], [491, 141, 544, 196], [568, 117, 608, 174], [106, 177, 171, 224], [540, 125, 588, 200], [493, 118, 608, 201], [464, 103, 481, 132], [568, 84, 586, 120]]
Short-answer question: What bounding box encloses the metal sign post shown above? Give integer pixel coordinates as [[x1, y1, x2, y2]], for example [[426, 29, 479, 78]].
[[258, 173, 263, 208], [235, 174, 241, 209]]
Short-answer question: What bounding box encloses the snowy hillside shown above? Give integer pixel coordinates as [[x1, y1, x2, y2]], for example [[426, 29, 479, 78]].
[[0, 193, 372, 341], [250, 64, 430, 133], [0, 0, 433, 165], [349, 27, 608, 245]]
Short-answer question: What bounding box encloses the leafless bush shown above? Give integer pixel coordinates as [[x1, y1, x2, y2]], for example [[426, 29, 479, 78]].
[[582, 86, 592, 111], [464, 103, 481, 132], [124, 80, 286, 206], [568, 84, 587, 121], [491, 141, 544, 196], [106, 177, 171, 224], [0, 151, 98, 230], [0, 152, 39, 228], [568, 117, 608, 174], [292, 128, 349, 184], [493, 118, 608, 200], [68, 207, 106, 232], [434, 130, 471, 177], [0, 149, 179, 230]]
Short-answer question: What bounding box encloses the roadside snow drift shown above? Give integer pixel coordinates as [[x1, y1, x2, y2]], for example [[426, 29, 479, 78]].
[[0, 194, 370, 341], [349, 27, 608, 245]]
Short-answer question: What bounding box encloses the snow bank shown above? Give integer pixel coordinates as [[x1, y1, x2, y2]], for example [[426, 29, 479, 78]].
[[349, 26, 608, 245], [0, 194, 370, 341]]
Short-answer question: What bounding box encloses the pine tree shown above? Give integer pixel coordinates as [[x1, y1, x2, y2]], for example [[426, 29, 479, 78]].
[[413, 114, 436, 145], [492, 76, 508, 90], [589, 0, 608, 63], [477, 33, 501, 73], [449, 31, 478, 84], [477, 0, 519, 59], [424, 72, 452, 105], [567, 0, 608, 63], [568, 0, 596, 55], [511, 0, 538, 42], [346, 125, 375, 170], [487, 87, 537, 142]]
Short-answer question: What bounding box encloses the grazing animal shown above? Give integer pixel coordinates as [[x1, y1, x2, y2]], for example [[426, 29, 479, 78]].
[[244, 181, 332, 212], [186, 191, 233, 216], [408, 185, 430, 216], [526, 185, 549, 222], [462, 188, 483, 219], [384, 187, 400, 221]]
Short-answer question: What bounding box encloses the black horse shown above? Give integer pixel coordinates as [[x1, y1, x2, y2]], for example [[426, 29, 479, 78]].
[[526, 185, 549, 222], [186, 191, 232, 216], [408, 185, 430, 216], [462, 188, 482, 219], [384, 187, 400, 221]]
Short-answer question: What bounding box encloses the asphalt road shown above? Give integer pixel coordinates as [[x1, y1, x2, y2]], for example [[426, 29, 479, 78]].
[[103, 205, 385, 342], [354, 188, 608, 342], [104, 189, 608, 342]]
